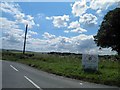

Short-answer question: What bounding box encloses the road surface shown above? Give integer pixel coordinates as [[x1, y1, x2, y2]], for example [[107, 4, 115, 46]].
[[1, 60, 119, 90]]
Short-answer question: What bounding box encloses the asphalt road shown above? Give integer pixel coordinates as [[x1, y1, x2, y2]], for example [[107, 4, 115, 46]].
[[1, 60, 119, 90]]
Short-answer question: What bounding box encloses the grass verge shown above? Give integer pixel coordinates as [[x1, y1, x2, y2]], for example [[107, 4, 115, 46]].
[[1, 50, 120, 87]]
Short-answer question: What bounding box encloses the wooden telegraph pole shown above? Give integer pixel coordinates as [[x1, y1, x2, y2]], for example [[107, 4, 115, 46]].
[[23, 24, 28, 54]]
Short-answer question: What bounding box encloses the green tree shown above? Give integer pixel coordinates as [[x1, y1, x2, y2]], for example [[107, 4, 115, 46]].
[[94, 8, 120, 55]]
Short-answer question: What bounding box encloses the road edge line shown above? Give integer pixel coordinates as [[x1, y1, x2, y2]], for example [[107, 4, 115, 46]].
[[10, 65, 19, 72], [24, 75, 41, 89]]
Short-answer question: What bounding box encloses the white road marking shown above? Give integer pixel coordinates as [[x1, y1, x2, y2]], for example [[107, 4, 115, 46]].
[[10, 65, 19, 72], [24, 75, 40, 89], [79, 83, 83, 85]]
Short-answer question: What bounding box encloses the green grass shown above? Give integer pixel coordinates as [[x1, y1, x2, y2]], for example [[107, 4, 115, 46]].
[[1, 50, 120, 87]]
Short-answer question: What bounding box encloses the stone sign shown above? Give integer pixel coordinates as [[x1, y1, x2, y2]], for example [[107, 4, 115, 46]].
[[82, 54, 98, 71]]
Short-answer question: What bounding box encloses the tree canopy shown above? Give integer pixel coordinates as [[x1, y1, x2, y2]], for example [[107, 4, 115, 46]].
[[94, 8, 120, 55]]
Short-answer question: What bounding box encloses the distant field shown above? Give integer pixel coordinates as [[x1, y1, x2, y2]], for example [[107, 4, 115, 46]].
[[1, 49, 120, 87]]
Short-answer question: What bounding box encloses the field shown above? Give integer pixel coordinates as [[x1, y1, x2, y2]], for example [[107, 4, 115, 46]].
[[1, 49, 120, 87]]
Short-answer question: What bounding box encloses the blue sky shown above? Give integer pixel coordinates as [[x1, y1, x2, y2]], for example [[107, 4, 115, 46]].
[[1, 0, 120, 55]]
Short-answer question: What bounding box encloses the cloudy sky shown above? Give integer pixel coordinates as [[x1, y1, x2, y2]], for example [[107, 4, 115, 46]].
[[1, 0, 120, 55]]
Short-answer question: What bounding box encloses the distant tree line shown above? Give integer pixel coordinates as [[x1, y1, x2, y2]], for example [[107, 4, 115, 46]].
[[47, 52, 82, 56]]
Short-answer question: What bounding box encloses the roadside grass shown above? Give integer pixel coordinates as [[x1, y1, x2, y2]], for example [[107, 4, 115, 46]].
[[1, 50, 120, 87]]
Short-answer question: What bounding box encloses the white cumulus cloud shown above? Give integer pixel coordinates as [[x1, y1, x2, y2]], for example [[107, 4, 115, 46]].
[[66, 21, 87, 34], [64, 30, 69, 33], [71, 0, 88, 17], [1, 17, 38, 50], [79, 13, 98, 25], [0, 2, 21, 15], [68, 21, 80, 29], [70, 27, 87, 33], [42, 32, 56, 39], [46, 15, 70, 28], [46, 16, 53, 20], [90, 0, 118, 10], [90, 0, 120, 15], [1, 17, 24, 44], [28, 31, 38, 35], [1, 2, 35, 28]]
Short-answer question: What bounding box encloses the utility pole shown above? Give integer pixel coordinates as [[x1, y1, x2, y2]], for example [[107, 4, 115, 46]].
[[23, 24, 28, 54]]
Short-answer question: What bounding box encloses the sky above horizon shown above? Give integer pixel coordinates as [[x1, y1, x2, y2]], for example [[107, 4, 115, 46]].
[[1, 0, 120, 55]]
